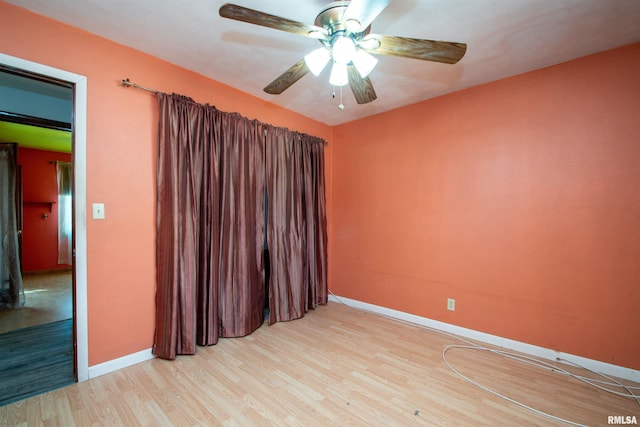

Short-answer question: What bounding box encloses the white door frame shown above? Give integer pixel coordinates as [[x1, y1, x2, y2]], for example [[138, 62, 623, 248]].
[[0, 53, 89, 381]]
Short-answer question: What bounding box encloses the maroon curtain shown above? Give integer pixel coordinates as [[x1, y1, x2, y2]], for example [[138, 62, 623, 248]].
[[265, 128, 328, 324], [215, 114, 265, 339], [300, 136, 328, 309], [154, 94, 264, 359], [154, 93, 327, 359], [154, 94, 201, 359]]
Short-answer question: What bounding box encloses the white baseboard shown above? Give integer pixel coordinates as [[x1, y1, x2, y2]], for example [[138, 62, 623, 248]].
[[87, 348, 155, 379], [328, 295, 640, 383], [84, 297, 639, 384]]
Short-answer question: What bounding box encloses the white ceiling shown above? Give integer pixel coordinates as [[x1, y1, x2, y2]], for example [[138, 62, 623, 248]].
[[7, 0, 640, 125]]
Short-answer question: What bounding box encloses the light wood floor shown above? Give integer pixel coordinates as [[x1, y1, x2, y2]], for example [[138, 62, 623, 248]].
[[0, 271, 72, 334], [1, 302, 638, 426]]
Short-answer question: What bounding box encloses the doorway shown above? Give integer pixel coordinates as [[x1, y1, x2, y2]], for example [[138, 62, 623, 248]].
[[0, 53, 88, 401], [0, 68, 75, 405]]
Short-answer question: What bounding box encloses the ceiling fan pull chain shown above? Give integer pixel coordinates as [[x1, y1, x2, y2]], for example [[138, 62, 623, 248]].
[[338, 86, 345, 110]]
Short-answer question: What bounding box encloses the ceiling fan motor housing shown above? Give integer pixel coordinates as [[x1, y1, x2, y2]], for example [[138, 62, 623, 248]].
[[315, 1, 370, 41]]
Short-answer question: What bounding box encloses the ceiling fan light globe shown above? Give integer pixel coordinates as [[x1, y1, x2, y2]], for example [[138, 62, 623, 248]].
[[304, 48, 331, 76], [329, 62, 349, 86], [332, 35, 356, 65], [352, 49, 378, 78]]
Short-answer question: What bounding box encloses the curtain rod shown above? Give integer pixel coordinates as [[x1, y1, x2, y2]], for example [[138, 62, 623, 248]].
[[121, 78, 158, 93], [120, 78, 327, 145]]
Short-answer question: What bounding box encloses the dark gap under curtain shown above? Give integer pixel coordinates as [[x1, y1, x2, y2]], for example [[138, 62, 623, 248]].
[[154, 93, 327, 360]]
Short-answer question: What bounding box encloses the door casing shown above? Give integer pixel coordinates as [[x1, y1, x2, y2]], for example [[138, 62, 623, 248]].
[[0, 53, 89, 381]]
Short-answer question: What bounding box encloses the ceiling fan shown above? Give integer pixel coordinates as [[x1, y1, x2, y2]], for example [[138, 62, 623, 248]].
[[219, 0, 467, 106]]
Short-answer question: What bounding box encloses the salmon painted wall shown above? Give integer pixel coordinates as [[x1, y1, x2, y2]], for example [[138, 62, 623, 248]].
[[18, 148, 72, 272], [0, 1, 332, 365], [332, 43, 640, 370]]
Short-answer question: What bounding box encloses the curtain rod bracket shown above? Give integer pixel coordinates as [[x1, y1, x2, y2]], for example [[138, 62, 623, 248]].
[[121, 78, 158, 94]]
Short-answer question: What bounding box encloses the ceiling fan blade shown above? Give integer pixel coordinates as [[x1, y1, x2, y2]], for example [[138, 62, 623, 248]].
[[347, 65, 377, 104], [361, 35, 467, 64], [219, 3, 327, 39], [264, 59, 310, 95], [342, 0, 391, 32]]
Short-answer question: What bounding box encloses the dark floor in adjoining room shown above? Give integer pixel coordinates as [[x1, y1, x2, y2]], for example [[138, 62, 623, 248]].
[[0, 319, 75, 406]]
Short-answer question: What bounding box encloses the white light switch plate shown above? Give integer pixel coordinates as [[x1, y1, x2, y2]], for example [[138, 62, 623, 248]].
[[92, 203, 105, 220]]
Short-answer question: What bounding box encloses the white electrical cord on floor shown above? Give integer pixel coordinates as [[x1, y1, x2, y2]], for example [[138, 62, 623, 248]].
[[328, 291, 639, 426], [442, 344, 588, 427], [557, 357, 640, 399]]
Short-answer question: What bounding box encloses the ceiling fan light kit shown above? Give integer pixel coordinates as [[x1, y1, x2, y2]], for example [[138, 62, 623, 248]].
[[219, 0, 467, 107], [304, 30, 379, 86], [304, 48, 331, 76], [352, 49, 377, 78], [332, 34, 356, 64], [329, 62, 349, 87]]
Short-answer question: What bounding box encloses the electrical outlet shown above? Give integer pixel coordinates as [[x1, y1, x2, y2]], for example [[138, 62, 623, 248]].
[[447, 298, 455, 311]]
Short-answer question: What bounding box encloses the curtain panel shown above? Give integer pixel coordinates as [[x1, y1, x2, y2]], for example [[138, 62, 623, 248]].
[[0, 143, 24, 309], [56, 162, 73, 265], [265, 128, 328, 324], [154, 93, 327, 360]]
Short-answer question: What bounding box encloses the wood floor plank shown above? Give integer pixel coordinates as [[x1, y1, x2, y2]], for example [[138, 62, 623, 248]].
[[0, 319, 75, 407], [1, 302, 638, 425]]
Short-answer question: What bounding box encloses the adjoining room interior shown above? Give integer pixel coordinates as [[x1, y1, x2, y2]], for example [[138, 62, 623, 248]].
[[0, 270, 72, 334], [0, 0, 638, 425], [0, 122, 74, 334], [0, 71, 75, 405]]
